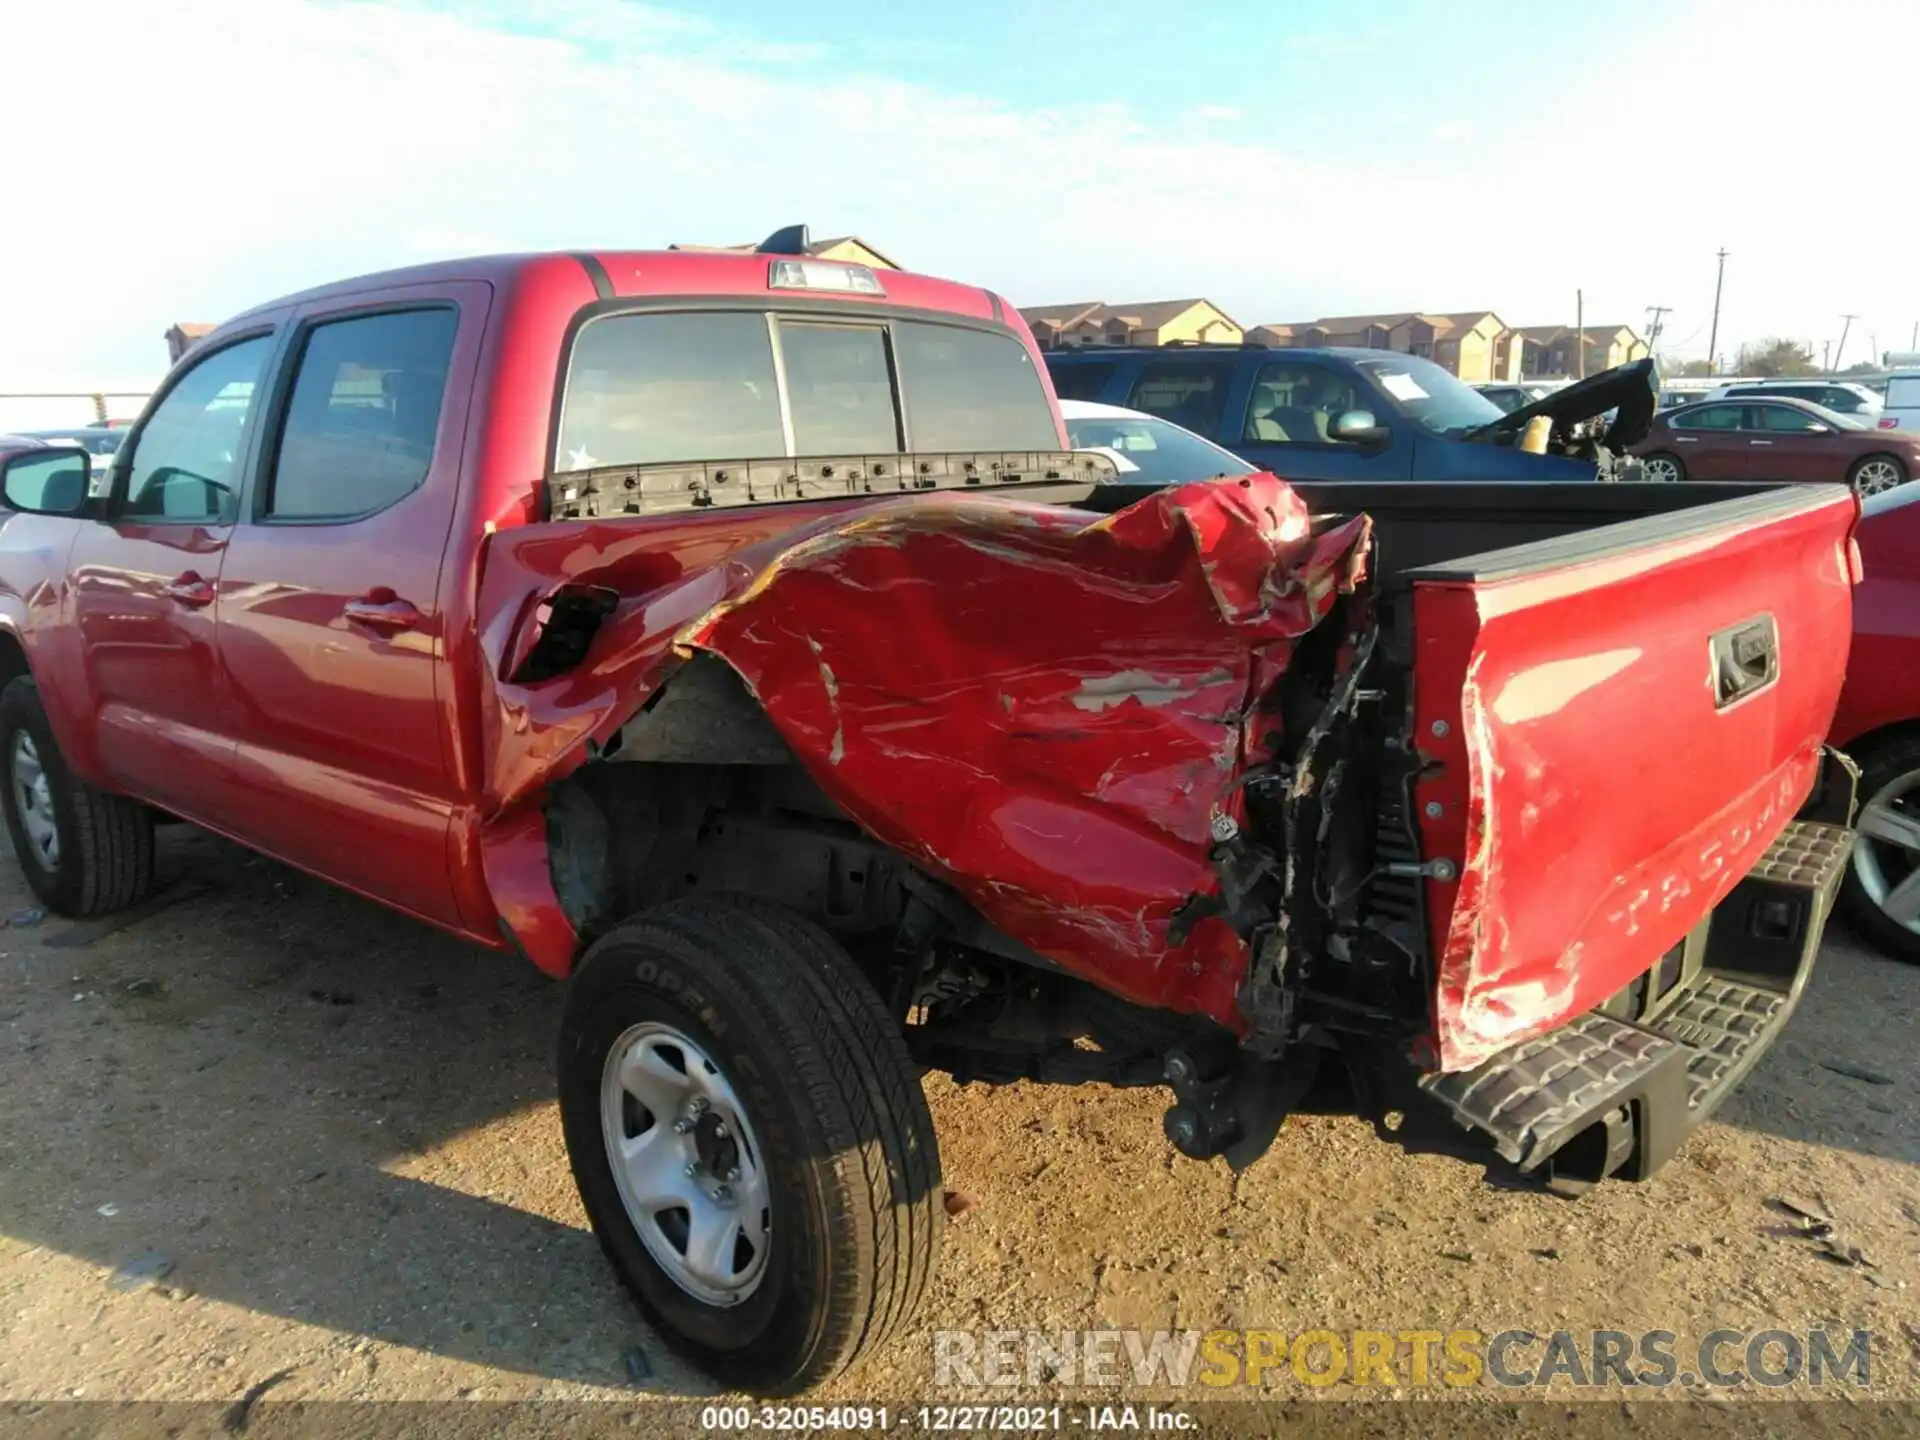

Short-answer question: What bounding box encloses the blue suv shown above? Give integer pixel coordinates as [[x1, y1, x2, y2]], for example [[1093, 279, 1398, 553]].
[[1045, 345, 1654, 484]]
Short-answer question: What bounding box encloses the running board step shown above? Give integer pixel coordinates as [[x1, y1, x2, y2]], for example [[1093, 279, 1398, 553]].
[[1417, 819, 1852, 1186]]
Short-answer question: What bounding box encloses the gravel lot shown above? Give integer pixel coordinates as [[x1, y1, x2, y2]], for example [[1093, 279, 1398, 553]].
[[2, 826, 1917, 1429]]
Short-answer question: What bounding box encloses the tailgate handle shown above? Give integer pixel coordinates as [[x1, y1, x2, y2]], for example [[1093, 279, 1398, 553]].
[[1710, 614, 1778, 710]]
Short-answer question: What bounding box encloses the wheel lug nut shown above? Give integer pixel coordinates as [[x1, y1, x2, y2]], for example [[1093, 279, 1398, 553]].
[[713, 1121, 727, 1137], [684, 1162, 699, 1177], [689, 1097, 709, 1114], [712, 1185, 733, 1204], [723, 1166, 739, 1182], [672, 1118, 693, 1134]]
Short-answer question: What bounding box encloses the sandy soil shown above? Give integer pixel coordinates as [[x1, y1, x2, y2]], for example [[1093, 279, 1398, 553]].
[[2, 828, 1917, 1428]]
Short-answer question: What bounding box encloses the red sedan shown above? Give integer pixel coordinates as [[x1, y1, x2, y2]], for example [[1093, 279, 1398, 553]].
[[1832, 482, 1920, 960], [1634, 395, 1920, 495]]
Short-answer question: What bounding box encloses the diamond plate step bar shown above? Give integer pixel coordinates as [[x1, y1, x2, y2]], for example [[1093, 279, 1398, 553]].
[[1418, 817, 1853, 1190]]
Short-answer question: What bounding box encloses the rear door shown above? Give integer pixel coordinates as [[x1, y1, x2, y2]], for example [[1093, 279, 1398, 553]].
[[213, 285, 486, 928], [1406, 485, 1858, 1070], [1666, 402, 1747, 478], [67, 328, 282, 826], [1228, 357, 1412, 480]]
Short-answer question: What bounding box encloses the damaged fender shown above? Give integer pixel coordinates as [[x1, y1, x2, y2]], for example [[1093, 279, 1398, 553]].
[[475, 478, 1369, 1028]]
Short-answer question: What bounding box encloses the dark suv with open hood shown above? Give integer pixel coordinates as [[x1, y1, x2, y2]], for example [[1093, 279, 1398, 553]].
[[1046, 345, 1656, 484]]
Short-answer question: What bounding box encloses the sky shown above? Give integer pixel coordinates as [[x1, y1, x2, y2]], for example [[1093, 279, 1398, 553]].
[[6, 0, 1919, 388]]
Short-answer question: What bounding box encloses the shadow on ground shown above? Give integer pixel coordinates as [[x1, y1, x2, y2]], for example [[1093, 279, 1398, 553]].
[[0, 830, 712, 1393]]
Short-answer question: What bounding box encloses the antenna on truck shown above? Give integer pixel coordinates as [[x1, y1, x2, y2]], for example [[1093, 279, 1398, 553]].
[[756, 225, 812, 256]]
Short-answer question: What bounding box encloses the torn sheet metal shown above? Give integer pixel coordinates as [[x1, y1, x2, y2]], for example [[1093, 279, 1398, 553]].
[[478, 477, 1369, 1025], [1409, 499, 1854, 1072]]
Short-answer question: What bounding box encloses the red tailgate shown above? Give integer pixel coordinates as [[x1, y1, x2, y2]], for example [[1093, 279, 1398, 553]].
[[1410, 488, 1859, 1071]]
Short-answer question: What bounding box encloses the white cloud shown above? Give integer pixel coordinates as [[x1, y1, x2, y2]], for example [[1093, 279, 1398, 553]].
[[3, 0, 1917, 387]]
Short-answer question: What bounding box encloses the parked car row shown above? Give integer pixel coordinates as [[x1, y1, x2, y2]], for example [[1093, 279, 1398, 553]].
[[1047, 342, 1654, 485], [1631, 396, 1917, 495], [1044, 353, 1920, 959]]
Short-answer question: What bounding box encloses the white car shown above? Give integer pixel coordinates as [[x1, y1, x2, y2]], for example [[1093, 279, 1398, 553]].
[[1058, 399, 1256, 485], [1705, 379, 1883, 421], [1880, 372, 1920, 433]]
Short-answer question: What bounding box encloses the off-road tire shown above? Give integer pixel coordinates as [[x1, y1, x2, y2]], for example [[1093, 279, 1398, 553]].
[[558, 894, 942, 1395], [1839, 731, 1920, 964], [0, 676, 155, 917]]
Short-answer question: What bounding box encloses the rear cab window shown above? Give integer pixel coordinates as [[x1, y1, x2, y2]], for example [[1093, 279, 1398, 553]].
[[555, 310, 1058, 473]]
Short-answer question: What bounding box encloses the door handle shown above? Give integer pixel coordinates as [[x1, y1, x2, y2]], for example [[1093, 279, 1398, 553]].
[[1748, 439, 1773, 446], [344, 591, 423, 634], [163, 573, 215, 608], [1676, 436, 1698, 443]]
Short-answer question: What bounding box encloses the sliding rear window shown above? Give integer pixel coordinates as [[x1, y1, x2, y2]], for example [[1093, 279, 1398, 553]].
[[555, 311, 1057, 471]]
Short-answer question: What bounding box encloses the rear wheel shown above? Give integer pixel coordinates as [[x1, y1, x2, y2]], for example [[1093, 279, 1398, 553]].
[[1640, 452, 1684, 483], [558, 895, 942, 1395], [1847, 454, 1907, 497], [0, 677, 155, 917], [1839, 733, 1920, 963]]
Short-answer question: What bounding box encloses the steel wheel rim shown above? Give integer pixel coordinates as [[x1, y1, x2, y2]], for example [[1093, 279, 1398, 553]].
[[1854, 766, 1920, 938], [1852, 460, 1903, 496], [10, 732, 58, 868], [600, 1020, 773, 1307], [1643, 457, 1680, 482]]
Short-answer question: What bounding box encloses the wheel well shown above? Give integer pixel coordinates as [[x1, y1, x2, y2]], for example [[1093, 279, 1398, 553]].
[[1837, 719, 1920, 768], [0, 632, 28, 692]]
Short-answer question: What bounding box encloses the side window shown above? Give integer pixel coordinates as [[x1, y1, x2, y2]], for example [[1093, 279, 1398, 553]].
[[1671, 404, 1744, 431], [1048, 361, 1116, 402], [1820, 388, 1861, 411], [266, 309, 459, 520], [1757, 405, 1823, 433], [1125, 361, 1237, 437], [123, 335, 274, 522], [1242, 362, 1361, 444]]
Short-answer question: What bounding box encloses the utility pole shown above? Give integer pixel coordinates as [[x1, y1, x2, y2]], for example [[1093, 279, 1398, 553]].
[[1706, 247, 1728, 376], [1645, 304, 1671, 356], [1822, 340, 1831, 372], [1576, 288, 1585, 379], [1833, 314, 1857, 373]]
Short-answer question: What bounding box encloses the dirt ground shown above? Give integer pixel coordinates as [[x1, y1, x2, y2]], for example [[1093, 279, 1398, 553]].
[[2, 827, 1918, 1427]]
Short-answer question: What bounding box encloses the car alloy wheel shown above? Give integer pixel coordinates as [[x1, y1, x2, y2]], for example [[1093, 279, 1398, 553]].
[[9, 732, 59, 869], [599, 1019, 773, 1307], [1853, 765, 1920, 944], [1641, 455, 1681, 482], [1850, 458, 1905, 496]]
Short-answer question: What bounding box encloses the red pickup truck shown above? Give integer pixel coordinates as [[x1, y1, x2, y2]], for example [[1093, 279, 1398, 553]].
[[0, 237, 1863, 1394]]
